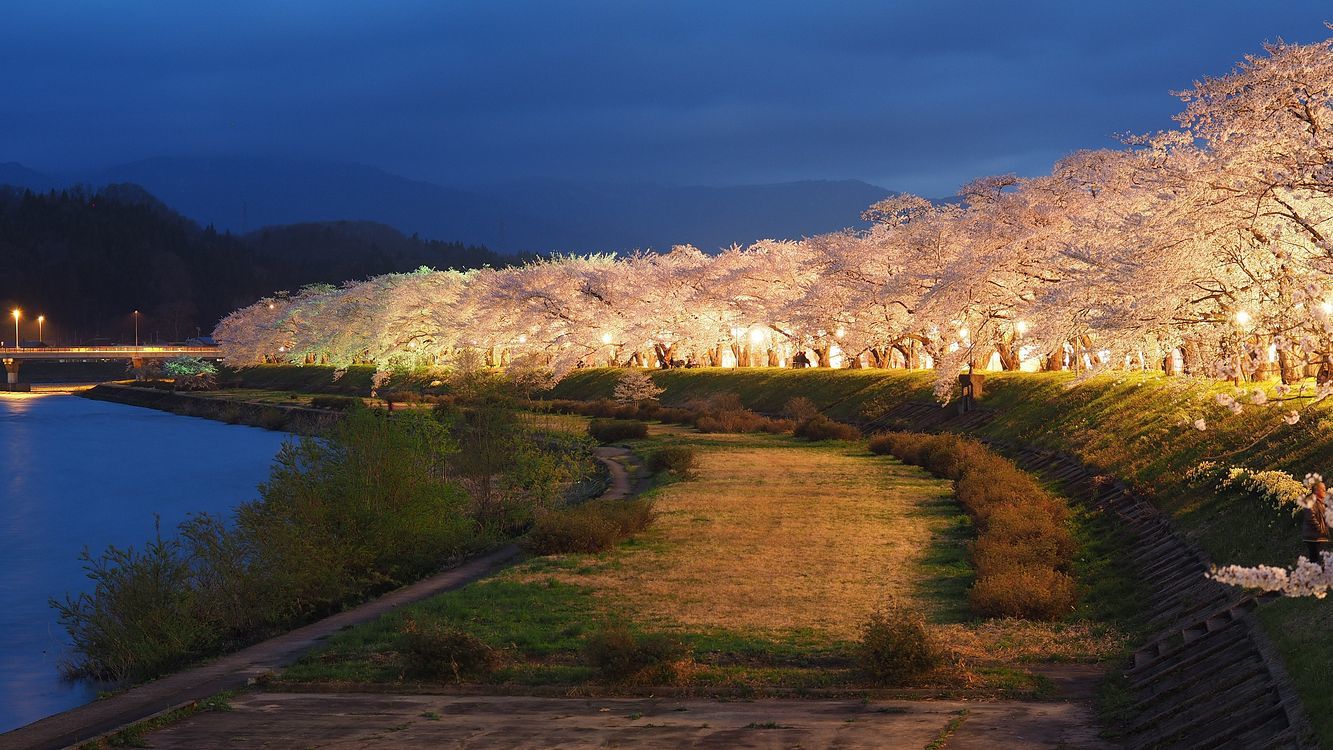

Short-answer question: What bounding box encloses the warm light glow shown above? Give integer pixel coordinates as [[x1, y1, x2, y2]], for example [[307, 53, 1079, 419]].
[[1235, 310, 1252, 326], [1322, 302, 1333, 315], [748, 328, 764, 344], [37, 315, 44, 323], [601, 332, 613, 344], [268, 303, 276, 310], [517, 334, 528, 344], [835, 326, 846, 338], [730, 326, 744, 339], [1015, 320, 1030, 334], [10, 309, 18, 321], [958, 327, 969, 340]]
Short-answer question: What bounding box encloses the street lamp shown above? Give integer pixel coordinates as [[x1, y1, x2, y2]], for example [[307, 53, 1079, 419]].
[[37, 315, 44, 345], [11, 309, 19, 349], [133, 310, 140, 346]]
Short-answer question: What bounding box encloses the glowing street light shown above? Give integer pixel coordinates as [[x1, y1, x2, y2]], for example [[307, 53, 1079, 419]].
[[748, 327, 764, 345], [958, 327, 970, 341], [517, 334, 528, 344], [835, 327, 846, 338], [601, 332, 613, 345], [1322, 302, 1333, 315], [10, 309, 18, 349], [37, 315, 44, 345], [133, 310, 141, 346], [1235, 310, 1252, 327], [1015, 320, 1030, 335]]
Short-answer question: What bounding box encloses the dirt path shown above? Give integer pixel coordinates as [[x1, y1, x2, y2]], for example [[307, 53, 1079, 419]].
[[143, 692, 1113, 749]]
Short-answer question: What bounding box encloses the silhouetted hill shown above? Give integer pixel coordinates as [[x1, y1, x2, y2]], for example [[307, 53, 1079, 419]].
[[0, 186, 501, 345], [2, 158, 894, 252]]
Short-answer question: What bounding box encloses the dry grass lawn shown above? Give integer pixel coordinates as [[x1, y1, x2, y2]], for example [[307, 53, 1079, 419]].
[[514, 428, 953, 639]]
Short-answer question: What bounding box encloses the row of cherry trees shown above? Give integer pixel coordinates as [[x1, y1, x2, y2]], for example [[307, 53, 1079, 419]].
[[217, 35, 1333, 400]]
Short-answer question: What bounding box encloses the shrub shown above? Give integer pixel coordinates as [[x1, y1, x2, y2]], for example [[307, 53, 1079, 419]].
[[969, 566, 1077, 620], [793, 415, 860, 441], [918, 435, 975, 479], [599, 498, 656, 536], [523, 507, 619, 554], [866, 431, 1079, 621], [584, 622, 689, 682], [399, 617, 500, 680], [785, 396, 820, 421], [648, 446, 697, 477], [52, 527, 210, 681], [857, 602, 940, 685], [588, 419, 648, 443], [309, 395, 360, 411], [522, 498, 655, 554], [586, 399, 621, 418], [655, 407, 696, 424]]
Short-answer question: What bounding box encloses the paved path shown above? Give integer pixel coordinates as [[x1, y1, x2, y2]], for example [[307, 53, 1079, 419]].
[[592, 445, 635, 500], [142, 692, 1112, 749], [0, 547, 520, 750]]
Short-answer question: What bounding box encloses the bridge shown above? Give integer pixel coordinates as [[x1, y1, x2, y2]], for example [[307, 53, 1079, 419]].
[[0, 346, 222, 389]]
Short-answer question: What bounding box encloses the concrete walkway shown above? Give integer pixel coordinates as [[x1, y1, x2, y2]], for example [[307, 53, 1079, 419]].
[[1, 547, 521, 750], [142, 692, 1113, 749]]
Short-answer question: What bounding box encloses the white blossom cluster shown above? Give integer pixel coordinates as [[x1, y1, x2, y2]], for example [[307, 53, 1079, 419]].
[[1210, 554, 1333, 599]]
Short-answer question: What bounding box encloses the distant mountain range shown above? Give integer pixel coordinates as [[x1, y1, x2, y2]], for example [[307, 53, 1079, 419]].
[[0, 157, 893, 253]]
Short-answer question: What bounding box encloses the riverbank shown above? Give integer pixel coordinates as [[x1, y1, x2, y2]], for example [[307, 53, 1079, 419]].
[[81, 383, 339, 434]]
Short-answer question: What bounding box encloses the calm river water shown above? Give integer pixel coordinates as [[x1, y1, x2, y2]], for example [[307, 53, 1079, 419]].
[[0, 393, 289, 733]]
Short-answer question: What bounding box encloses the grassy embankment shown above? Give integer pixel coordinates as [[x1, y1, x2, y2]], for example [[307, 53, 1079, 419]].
[[546, 367, 1333, 741], [284, 416, 1134, 696]]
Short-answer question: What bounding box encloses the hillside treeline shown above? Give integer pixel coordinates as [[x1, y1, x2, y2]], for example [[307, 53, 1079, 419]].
[[0, 184, 503, 344]]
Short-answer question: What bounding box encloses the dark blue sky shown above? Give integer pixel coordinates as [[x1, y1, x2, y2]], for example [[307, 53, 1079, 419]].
[[3, 2, 1330, 196]]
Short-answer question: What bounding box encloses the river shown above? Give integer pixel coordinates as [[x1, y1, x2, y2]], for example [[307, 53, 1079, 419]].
[[0, 393, 289, 733]]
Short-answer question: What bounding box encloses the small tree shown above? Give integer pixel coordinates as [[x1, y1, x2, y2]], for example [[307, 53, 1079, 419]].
[[613, 370, 663, 406]]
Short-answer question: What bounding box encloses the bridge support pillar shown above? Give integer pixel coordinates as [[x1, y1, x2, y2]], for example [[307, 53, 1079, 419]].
[[1, 358, 28, 391]]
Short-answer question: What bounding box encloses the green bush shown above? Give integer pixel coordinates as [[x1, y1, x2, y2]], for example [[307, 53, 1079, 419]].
[[857, 602, 940, 685], [583, 622, 689, 683], [399, 617, 500, 680], [648, 446, 697, 477], [588, 419, 648, 443], [52, 527, 211, 681], [793, 415, 860, 441], [969, 566, 1077, 620]]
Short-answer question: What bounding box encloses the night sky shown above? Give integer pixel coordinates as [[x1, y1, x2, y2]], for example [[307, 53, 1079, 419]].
[[3, 2, 1331, 196]]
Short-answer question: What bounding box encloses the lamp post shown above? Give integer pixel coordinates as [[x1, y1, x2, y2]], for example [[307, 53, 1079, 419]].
[[133, 310, 140, 347], [37, 315, 44, 345], [11, 309, 19, 349]]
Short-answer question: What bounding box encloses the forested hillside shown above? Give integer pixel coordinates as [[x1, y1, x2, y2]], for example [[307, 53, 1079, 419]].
[[0, 184, 501, 344]]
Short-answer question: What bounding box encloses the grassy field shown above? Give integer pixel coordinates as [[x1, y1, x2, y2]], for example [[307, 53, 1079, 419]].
[[547, 367, 1333, 741], [283, 419, 1131, 697]]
